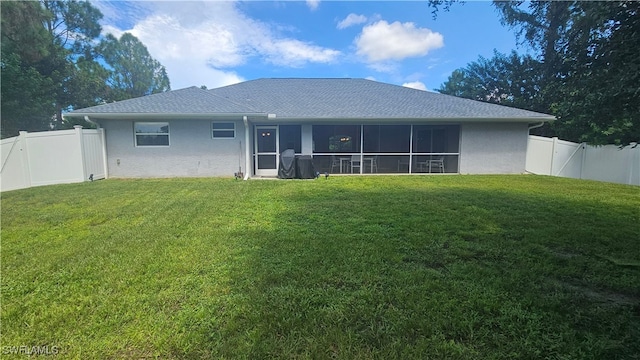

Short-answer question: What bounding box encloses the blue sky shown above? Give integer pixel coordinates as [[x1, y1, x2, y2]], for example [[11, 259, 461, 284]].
[[93, 1, 532, 92]]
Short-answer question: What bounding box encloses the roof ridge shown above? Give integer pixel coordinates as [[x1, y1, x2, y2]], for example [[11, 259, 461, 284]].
[[262, 77, 355, 79]]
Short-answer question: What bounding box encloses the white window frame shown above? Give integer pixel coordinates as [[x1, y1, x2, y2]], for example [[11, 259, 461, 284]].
[[212, 122, 236, 139], [134, 122, 170, 147]]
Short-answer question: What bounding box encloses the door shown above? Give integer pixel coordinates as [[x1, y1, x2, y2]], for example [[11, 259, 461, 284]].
[[255, 125, 278, 176]]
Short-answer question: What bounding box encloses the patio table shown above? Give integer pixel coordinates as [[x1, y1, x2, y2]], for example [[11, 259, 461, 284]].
[[362, 157, 375, 173], [341, 157, 376, 173], [339, 157, 351, 173]]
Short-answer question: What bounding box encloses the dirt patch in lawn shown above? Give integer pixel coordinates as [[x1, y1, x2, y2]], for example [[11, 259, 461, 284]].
[[560, 281, 639, 307]]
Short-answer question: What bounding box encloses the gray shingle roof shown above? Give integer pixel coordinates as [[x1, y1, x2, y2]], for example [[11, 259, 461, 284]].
[[68, 78, 555, 121], [68, 86, 258, 115], [210, 78, 554, 120]]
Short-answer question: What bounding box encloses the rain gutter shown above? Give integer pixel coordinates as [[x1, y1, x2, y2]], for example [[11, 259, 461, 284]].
[[63, 112, 268, 120]]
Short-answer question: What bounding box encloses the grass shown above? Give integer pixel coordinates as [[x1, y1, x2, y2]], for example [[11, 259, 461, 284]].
[[1, 175, 639, 359]]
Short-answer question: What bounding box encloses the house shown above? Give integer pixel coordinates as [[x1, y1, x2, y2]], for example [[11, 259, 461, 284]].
[[64, 78, 555, 178]]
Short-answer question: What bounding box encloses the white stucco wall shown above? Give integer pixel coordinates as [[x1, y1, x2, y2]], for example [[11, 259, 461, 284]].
[[102, 119, 246, 178], [102, 120, 530, 177], [301, 124, 313, 155], [459, 122, 529, 174]]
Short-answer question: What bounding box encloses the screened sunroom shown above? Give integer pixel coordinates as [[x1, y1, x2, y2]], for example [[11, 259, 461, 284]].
[[310, 124, 460, 174]]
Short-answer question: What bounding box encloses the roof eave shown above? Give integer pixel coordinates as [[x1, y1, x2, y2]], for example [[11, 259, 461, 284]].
[[63, 112, 269, 120], [252, 116, 556, 123], [64, 112, 555, 123]]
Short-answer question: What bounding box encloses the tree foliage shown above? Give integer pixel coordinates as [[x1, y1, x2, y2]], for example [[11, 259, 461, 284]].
[[100, 33, 170, 102], [40, 0, 108, 126], [425, 0, 457, 18], [439, 1, 639, 146], [0, 0, 170, 138], [493, 1, 574, 80], [496, 1, 640, 146], [1, 1, 55, 137], [438, 50, 547, 113], [42, 0, 102, 51], [550, 1, 640, 146]]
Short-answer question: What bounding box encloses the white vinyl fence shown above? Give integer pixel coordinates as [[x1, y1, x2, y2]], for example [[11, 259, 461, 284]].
[[526, 135, 639, 186], [1, 126, 107, 192]]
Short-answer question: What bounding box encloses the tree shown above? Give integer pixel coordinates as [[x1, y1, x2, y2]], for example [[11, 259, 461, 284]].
[[0, 54, 57, 137], [492, 1, 639, 146], [492, 1, 574, 81], [41, 0, 102, 53], [551, 1, 640, 146], [437, 50, 547, 113], [100, 33, 170, 102], [0, 1, 56, 137], [1, 1, 172, 138], [40, 0, 106, 126], [58, 55, 111, 129]]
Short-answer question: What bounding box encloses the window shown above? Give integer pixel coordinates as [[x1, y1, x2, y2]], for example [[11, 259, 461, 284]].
[[212, 122, 235, 138], [312, 125, 361, 153], [279, 125, 301, 153], [363, 125, 410, 153], [135, 122, 169, 146], [413, 125, 459, 153]]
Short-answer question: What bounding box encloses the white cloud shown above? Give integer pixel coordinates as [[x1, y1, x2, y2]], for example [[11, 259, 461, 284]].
[[94, 1, 150, 26], [337, 13, 367, 29], [306, 0, 320, 11], [129, 13, 246, 67], [93, 1, 339, 89], [366, 62, 397, 74], [174, 61, 245, 90], [101, 24, 125, 39], [402, 81, 427, 91], [260, 39, 340, 67], [355, 20, 444, 63]]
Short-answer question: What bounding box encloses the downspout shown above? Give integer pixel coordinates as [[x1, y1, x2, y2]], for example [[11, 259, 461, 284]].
[[528, 122, 545, 132], [84, 115, 100, 128], [243, 116, 251, 180]]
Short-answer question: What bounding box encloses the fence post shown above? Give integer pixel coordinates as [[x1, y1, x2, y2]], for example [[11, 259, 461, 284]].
[[74, 125, 87, 182], [550, 137, 558, 176], [18, 131, 32, 188], [628, 143, 639, 185], [579, 142, 587, 180]]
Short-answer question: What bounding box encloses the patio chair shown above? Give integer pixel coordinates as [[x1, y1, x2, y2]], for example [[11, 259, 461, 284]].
[[417, 156, 445, 173], [330, 155, 341, 173], [428, 156, 445, 173], [351, 155, 361, 173]]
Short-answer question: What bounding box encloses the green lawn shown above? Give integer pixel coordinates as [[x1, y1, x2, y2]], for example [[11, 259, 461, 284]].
[[1, 175, 639, 359]]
